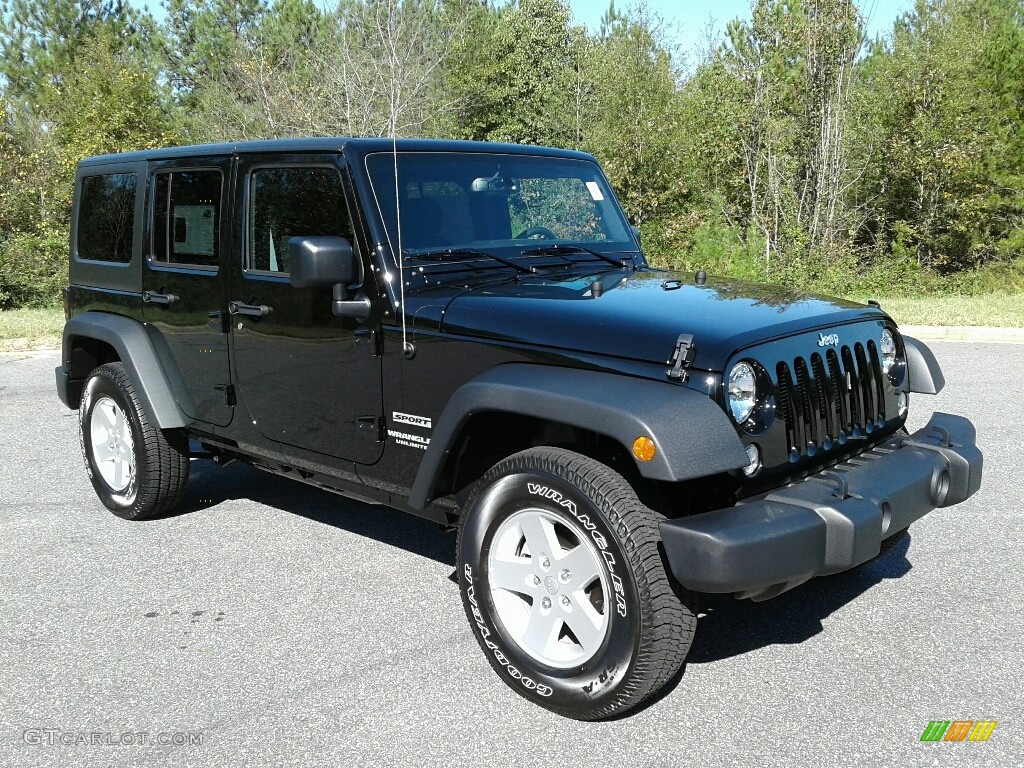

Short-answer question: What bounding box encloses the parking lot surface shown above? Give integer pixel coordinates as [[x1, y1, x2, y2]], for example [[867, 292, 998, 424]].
[[1, 344, 1020, 767]]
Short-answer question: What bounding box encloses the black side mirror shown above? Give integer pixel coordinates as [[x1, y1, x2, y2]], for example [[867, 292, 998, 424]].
[[288, 236, 371, 320], [289, 236, 357, 289]]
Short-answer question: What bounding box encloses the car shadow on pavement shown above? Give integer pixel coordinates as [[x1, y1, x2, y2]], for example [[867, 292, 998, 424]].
[[625, 535, 914, 716], [686, 533, 913, 664], [160, 458, 456, 567]]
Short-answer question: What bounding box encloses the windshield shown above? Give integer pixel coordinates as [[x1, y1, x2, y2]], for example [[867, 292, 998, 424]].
[[365, 152, 637, 273]]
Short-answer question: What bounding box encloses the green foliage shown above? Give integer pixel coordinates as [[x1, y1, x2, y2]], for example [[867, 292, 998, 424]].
[[1, 0, 1023, 308], [163, 0, 269, 91], [0, 0, 159, 101], [582, 8, 688, 228], [0, 230, 66, 308], [446, 0, 585, 146], [49, 33, 179, 169], [714, 0, 864, 271], [0, 1, 177, 307], [851, 0, 1023, 272]]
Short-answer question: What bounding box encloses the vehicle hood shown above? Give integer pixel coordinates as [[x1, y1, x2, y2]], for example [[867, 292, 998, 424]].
[[421, 269, 885, 371]]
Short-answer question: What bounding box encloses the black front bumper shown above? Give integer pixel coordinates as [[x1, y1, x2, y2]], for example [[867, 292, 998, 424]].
[[659, 413, 982, 600]]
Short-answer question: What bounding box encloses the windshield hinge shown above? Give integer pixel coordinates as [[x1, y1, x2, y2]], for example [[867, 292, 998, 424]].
[[666, 334, 695, 382]]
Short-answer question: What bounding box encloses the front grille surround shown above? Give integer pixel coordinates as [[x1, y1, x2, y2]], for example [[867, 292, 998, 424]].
[[775, 340, 888, 462]]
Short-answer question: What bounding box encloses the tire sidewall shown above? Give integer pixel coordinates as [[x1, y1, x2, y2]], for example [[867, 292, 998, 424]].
[[458, 462, 642, 713], [80, 366, 143, 515]]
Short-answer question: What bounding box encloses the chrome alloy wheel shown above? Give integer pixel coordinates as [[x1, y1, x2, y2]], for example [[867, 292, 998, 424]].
[[88, 395, 136, 492], [487, 507, 610, 669]]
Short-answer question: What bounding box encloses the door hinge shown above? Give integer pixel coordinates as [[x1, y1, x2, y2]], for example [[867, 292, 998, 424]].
[[666, 333, 695, 382], [208, 310, 229, 334], [354, 328, 382, 357], [357, 415, 385, 441], [214, 384, 236, 407]]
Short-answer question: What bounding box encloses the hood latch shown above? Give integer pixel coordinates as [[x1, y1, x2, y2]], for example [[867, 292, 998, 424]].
[[666, 334, 695, 381]]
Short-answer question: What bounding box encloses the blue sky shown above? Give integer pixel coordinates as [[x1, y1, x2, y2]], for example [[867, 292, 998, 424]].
[[568, 0, 915, 53]]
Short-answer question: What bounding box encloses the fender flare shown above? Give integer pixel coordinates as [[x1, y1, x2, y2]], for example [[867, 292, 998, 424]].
[[60, 312, 190, 429], [407, 364, 748, 511], [904, 335, 945, 395]]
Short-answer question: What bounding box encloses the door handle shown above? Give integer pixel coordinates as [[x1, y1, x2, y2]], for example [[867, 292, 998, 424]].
[[143, 290, 179, 306], [228, 301, 273, 318]]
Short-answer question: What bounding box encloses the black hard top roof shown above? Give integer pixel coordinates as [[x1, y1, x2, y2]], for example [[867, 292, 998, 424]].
[[78, 137, 596, 167]]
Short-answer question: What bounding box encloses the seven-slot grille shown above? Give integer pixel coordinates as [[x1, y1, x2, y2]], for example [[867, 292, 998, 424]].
[[775, 341, 887, 461]]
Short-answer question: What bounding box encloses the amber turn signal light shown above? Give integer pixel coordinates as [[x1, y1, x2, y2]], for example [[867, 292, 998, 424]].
[[632, 436, 656, 462]]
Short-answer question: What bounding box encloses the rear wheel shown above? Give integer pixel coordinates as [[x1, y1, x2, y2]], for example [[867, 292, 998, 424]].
[[457, 447, 695, 720], [79, 363, 189, 520]]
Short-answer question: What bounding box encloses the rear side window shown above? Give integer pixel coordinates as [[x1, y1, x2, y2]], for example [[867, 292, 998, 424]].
[[152, 169, 223, 268], [77, 173, 137, 263], [248, 166, 350, 273]]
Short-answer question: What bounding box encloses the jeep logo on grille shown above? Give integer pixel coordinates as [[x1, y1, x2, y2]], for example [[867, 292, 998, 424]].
[[817, 332, 840, 347]]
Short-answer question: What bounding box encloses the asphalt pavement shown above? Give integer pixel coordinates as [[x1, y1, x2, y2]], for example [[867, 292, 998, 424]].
[[0, 344, 1020, 767]]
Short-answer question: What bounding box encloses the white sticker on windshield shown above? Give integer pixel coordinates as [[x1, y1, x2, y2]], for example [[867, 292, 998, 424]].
[[586, 182, 604, 201]]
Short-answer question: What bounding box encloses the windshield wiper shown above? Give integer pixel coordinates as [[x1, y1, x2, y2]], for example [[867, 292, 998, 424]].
[[406, 247, 536, 275], [519, 243, 631, 269]]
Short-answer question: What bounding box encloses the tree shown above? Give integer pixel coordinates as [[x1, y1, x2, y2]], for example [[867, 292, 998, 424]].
[[719, 0, 864, 276], [0, 2, 174, 307], [447, 0, 584, 146], [852, 0, 1021, 271], [583, 7, 687, 230], [163, 0, 269, 93], [0, 0, 159, 100], [185, 0, 459, 141]]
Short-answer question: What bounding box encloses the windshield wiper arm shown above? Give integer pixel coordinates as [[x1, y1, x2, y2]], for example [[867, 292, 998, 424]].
[[406, 247, 535, 275], [520, 243, 630, 268]]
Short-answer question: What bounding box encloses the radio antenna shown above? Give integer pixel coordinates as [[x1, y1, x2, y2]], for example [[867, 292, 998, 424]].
[[383, 3, 411, 359], [392, 133, 410, 357]]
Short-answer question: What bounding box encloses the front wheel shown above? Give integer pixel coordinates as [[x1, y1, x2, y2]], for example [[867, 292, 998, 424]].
[[457, 447, 695, 720], [79, 362, 189, 520]]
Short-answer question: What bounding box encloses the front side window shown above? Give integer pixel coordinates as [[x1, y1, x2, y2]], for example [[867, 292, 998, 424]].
[[248, 166, 351, 274], [152, 169, 222, 268], [77, 173, 137, 263]]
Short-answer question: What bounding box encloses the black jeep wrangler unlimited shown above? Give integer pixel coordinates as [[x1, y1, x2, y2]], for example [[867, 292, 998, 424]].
[[56, 138, 982, 719]]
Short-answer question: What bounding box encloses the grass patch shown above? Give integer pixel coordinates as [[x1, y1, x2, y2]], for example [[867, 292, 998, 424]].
[[849, 294, 1024, 327], [0, 306, 64, 350]]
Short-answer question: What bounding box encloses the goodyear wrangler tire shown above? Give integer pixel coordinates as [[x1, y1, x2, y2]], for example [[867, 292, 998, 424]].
[[80, 363, 189, 520], [456, 447, 695, 720]]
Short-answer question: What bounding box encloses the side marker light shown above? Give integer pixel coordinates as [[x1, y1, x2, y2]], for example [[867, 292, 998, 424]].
[[632, 436, 656, 462]]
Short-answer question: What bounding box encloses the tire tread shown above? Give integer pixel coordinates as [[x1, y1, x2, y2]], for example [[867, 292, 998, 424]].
[[81, 363, 189, 520], [458, 446, 696, 720]]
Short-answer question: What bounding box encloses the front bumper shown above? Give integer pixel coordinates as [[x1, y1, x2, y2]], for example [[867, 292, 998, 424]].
[[659, 413, 982, 600]]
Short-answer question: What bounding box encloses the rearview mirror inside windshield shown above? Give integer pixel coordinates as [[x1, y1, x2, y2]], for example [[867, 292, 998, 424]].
[[471, 171, 519, 195]]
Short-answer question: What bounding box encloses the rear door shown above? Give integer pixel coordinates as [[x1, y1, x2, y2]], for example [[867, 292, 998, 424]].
[[228, 153, 384, 464], [142, 158, 234, 427]]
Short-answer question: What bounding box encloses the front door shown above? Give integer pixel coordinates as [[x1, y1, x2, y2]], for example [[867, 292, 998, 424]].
[[142, 159, 233, 427], [228, 154, 384, 464]]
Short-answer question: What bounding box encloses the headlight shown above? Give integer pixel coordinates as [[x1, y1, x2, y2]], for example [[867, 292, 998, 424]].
[[727, 362, 757, 424], [880, 328, 897, 374], [880, 327, 907, 387]]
